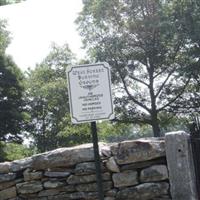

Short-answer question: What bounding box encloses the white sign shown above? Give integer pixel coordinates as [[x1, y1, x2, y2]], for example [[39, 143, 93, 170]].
[[67, 62, 115, 124]]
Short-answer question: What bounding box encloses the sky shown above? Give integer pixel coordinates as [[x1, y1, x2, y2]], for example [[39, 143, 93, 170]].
[[0, 0, 85, 71]]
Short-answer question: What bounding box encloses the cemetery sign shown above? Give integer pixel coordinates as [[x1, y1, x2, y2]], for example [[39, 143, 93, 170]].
[[67, 62, 115, 124]]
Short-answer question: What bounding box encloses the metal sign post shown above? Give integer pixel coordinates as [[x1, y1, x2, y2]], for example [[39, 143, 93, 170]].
[[91, 121, 104, 200], [67, 62, 114, 200]]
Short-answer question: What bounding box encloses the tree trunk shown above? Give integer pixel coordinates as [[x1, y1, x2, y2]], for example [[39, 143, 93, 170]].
[[152, 120, 161, 137], [148, 65, 161, 137], [151, 112, 161, 137]]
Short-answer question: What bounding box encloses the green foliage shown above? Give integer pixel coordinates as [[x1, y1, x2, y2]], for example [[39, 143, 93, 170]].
[[25, 43, 91, 152], [4, 143, 35, 161], [0, 142, 35, 161], [98, 121, 150, 142], [0, 55, 24, 142], [0, 0, 24, 6], [76, 0, 199, 136], [0, 20, 10, 54], [0, 13, 25, 160], [0, 0, 9, 6], [163, 1, 200, 112], [0, 142, 6, 162], [57, 116, 91, 147]]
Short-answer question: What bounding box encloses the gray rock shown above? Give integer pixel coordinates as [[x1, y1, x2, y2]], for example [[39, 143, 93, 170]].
[[0, 186, 17, 200], [44, 171, 70, 177], [153, 195, 172, 200], [19, 193, 38, 199], [46, 168, 73, 172], [165, 131, 198, 200], [16, 181, 43, 194], [10, 157, 33, 172], [67, 172, 111, 184], [68, 191, 98, 200], [100, 145, 112, 157], [38, 189, 60, 197], [106, 157, 120, 172], [76, 181, 113, 192], [25, 198, 47, 200], [112, 170, 138, 188], [31, 143, 98, 170], [33, 198, 47, 200], [116, 182, 169, 200], [105, 189, 117, 197], [0, 162, 11, 173], [105, 197, 115, 200], [23, 168, 43, 181], [75, 162, 105, 175], [0, 178, 23, 191], [48, 194, 70, 200], [112, 138, 165, 165], [58, 185, 76, 192], [0, 173, 16, 183], [47, 192, 98, 200], [120, 157, 166, 171], [140, 165, 168, 182], [43, 180, 66, 188], [0, 180, 16, 190]]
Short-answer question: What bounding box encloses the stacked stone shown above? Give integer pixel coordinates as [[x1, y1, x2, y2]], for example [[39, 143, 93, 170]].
[[111, 138, 170, 200], [0, 139, 171, 200]]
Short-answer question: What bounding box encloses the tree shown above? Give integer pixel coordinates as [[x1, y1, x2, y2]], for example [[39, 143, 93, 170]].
[[169, 0, 200, 114], [1, 142, 35, 161], [0, 0, 25, 6], [0, 13, 24, 145], [0, 55, 24, 142], [0, 14, 25, 162], [25, 43, 91, 152], [0, 20, 10, 53], [0, 0, 9, 5], [98, 121, 146, 142], [76, 0, 196, 137]]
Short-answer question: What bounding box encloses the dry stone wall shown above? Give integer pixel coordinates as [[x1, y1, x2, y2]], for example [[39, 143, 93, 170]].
[[0, 138, 171, 200]]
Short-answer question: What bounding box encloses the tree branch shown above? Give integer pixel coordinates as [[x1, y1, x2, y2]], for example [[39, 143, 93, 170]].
[[117, 68, 151, 113], [153, 67, 168, 79], [111, 117, 152, 125], [129, 75, 149, 88], [158, 77, 191, 112], [155, 67, 177, 98], [154, 39, 182, 79]]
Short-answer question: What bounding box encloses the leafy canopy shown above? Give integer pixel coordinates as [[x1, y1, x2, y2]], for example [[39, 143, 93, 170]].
[[76, 0, 199, 136], [0, 7, 25, 162], [0, 0, 24, 5], [0, 55, 24, 142]]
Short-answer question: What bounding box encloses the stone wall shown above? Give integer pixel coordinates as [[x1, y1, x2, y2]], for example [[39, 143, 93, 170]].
[[0, 138, 171, 200]]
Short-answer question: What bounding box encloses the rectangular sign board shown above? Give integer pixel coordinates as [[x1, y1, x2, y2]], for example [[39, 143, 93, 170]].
[[67, 62, 115, 124]]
